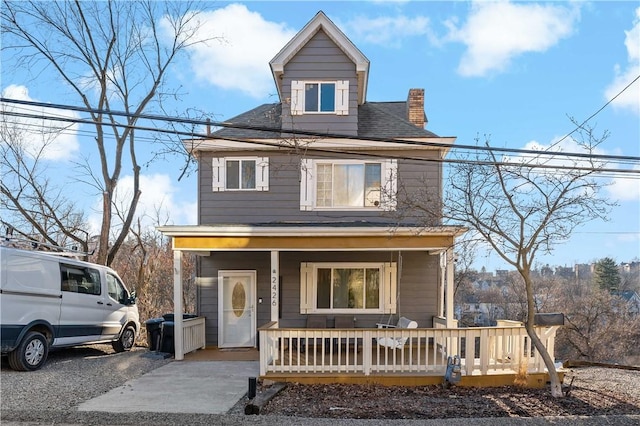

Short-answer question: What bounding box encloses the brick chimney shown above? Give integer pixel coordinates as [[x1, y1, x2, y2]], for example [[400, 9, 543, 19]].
[[407, 88, 425, 128]]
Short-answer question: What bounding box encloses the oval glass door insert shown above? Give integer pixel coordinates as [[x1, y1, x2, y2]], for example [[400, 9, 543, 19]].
[[232, 281, 246, 317]]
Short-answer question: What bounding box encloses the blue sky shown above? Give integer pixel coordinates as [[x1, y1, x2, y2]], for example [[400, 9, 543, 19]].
[[2, 1, 639, 271]]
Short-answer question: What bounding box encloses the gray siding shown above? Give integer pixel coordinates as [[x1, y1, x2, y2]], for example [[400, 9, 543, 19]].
[[198, 151, 442, 225], [280, 29, 358, 136], [198, 250, 440, 347]]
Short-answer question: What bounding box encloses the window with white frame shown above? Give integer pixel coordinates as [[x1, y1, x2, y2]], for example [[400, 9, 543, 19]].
[[291, 80, 349, 115], [300, 159, 397, 211], [212, 157, 269, 192], [300, 262, 397, 314]]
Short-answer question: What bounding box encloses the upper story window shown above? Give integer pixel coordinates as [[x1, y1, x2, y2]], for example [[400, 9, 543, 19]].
[[291, 80, 349, 116], [212, 157, 269, 192], [300, 159, 397, 211]]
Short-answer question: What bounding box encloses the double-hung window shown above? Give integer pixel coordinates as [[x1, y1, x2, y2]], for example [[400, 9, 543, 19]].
[[300, 159, 397, 211], [300, 262, 397, 314], [291, 80, 349, 115], [212, 157, 269, 192]]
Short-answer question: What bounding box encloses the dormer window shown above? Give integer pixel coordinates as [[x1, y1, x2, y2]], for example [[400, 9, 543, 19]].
[[291, 80, 349, 116]]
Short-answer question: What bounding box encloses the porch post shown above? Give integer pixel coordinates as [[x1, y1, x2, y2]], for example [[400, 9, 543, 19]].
[[439, 252, 446, 318], [270, 251, 279, 323], [445, 248, 455, 328], [174, 250, 184, 360]]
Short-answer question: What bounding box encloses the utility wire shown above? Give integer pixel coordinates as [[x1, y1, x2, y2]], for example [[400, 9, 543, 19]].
[[3, 97, 640, 164], [3, 109, 640, 176]]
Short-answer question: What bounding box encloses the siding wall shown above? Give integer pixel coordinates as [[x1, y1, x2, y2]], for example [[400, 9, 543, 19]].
[[198, 250, 440, 347], [198, 151, 441, 225], [280, 29, 358, 136]]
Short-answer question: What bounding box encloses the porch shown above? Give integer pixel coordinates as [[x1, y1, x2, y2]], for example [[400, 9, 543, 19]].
[[258, 319, 561, 387]]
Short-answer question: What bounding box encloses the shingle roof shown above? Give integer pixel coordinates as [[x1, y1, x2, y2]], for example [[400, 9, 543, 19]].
[[211, 101, 439, 140]]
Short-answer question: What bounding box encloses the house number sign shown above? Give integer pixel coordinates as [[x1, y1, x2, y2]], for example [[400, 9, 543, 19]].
[[271, 270, 278, 307], [270, 252, 279, 321]]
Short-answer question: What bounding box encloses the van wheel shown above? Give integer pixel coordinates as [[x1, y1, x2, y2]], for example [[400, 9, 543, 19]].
[[8, 331, 49, 371], [112, 325, 135, 352]]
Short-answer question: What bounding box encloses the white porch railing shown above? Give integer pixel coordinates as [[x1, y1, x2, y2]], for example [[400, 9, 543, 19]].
[[258, 321, 559, 378], [182, 316, 206, 354]]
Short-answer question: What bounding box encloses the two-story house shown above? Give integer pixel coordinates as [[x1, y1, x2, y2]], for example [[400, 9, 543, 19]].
[[160, 11, 560, 386]]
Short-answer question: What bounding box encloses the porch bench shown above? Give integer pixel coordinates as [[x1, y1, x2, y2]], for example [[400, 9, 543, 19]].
[[332, 316, 361, 352], [295, 315, 330, 353]]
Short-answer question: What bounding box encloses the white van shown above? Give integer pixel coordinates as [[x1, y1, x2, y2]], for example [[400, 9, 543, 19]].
[[0, 246, 140, 371]]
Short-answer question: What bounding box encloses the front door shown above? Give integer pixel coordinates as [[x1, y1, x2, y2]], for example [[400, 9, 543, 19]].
[[218, 270, 256, 348]]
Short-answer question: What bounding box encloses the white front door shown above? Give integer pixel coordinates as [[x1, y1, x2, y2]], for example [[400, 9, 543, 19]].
[[218, 270, 256, 348]]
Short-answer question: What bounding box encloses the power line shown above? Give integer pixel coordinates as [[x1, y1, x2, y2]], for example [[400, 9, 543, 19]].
[[3, 108, 640, 176], [3, 97, 640, 164]]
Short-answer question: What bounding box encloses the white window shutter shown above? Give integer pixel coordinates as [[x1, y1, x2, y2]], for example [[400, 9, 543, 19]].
[[299, 159, 314, 211], [212, 157, 225, 192], [291, 80, 304, 115], [383, 263, 397, 314], [300, 263, 313, 313], [382, 159, 398, 211], [256, 157, 269, 191], [336, 80, 349, 115]]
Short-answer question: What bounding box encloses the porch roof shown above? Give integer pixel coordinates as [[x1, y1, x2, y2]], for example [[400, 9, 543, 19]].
[[157, 223, 466, 253]]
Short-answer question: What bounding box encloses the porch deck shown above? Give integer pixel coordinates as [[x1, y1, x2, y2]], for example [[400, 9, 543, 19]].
[[258, 321, 561, 387]]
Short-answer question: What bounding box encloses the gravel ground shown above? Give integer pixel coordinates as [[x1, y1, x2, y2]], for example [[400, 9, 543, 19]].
[[1, 344, 639, 426]]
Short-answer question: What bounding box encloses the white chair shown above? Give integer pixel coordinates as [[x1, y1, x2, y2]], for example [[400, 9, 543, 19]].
[[376, 317, 418, 349]]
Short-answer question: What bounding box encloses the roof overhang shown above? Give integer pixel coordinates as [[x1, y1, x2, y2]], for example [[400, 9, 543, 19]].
[[183, 136, 457, 156], [157, 225, 467, 253], [270, 11, 370, 104]]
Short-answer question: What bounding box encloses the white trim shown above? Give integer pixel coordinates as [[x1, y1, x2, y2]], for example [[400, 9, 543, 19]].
[[300, 262, 396, 314], [211, 158, 224, 192], [336, 80, 349, 115], [218, 270, 257, 348], [289, 80, 349, 116], [300, 158, 397, 211], [158, 225, 466, 238], [186, 136, 457, 155], [300, 158, 314, 211], [212, 157, 269, 192], [382, 159, 398, 211], [256, 157, 269, 191], [270, 12, 369, 104], [291, 80, 304, 115]]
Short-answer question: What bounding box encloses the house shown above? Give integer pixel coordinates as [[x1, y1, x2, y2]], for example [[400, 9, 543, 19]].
[[613, 290, 640, 316], [159, 11, 560, 386]]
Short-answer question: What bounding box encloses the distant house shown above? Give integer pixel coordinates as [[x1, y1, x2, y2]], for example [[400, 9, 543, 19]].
[[613, 290, 640, 316]]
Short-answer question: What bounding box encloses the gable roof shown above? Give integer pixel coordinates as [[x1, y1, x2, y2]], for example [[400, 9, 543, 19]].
[[210, 101, 439, 140], [270, 11, 370, 104]]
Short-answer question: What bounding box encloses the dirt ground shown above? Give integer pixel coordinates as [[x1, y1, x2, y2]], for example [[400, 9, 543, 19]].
[[260, 367, 640, 419]]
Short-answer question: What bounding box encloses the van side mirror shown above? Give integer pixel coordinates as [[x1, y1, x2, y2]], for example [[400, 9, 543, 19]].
[[125, 291, 137, 306]]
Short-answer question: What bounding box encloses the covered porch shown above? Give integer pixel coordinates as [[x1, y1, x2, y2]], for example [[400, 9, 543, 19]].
[[159, 224, 560, 386]]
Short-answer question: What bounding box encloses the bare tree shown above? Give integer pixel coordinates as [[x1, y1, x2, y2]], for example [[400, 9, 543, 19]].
[[1, 0, 205, 265], [109, 206, 196, 330], [0, 109, 91, 253], [402, 124, 614, 396]]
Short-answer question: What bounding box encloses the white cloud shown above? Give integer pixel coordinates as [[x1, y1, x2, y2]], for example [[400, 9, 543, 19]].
[[608, 165, 640, 201], [339, 15, 432, 48], [170, 3, 296, 98], [445, 1, 580, 77], [1, 85, 80, 161], [87, 173, 196, 236], [513, 137, 640, 202], [604, 7, 640, 115], [509, 136, 606, 172], [113, 174, 197, 230]]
